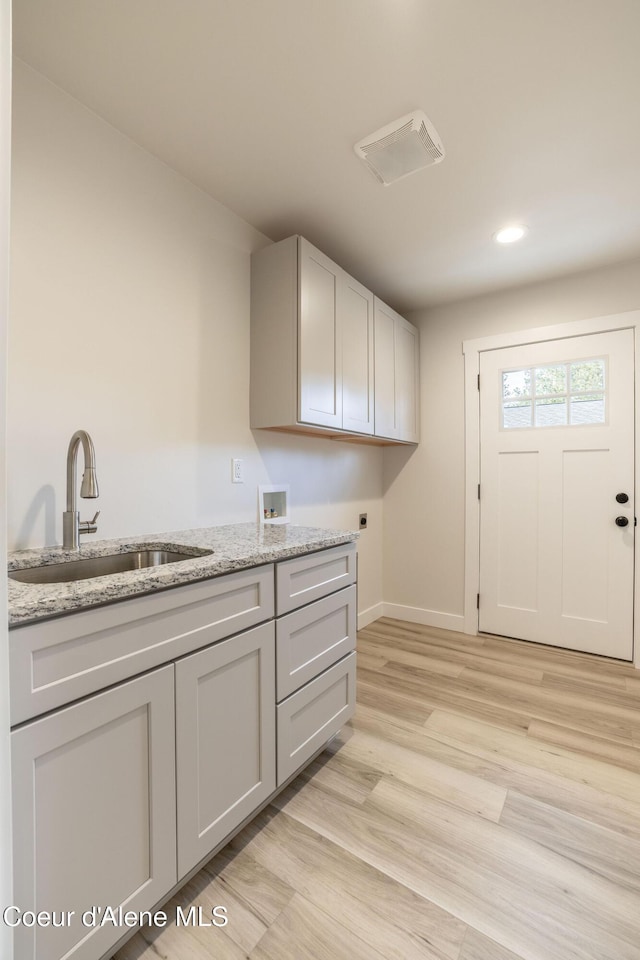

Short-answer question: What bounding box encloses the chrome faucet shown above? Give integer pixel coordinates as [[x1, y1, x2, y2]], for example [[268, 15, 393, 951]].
[[62, 429, 100, 550]]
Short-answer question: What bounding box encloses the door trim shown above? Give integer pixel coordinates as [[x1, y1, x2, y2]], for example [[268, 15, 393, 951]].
[[462, 310, 640, 668]]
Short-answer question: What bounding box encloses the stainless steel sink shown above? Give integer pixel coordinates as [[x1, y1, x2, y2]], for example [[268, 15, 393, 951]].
[[9, 548, 211, 584]]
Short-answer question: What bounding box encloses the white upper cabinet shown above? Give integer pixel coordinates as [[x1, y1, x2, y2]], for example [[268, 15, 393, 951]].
[[251, 235, 416, 443], [299, 238, 343, 428], [372, 298, 397, 439], [340, 271, 374, 435], [374, 297, 420, 443]]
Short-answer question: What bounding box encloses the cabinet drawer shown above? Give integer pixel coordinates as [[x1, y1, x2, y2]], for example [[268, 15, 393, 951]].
[[10, 564, 274, 725], [276, 585, 355, 701], [276, 542, 356, 615], [277, 651, 356, 785]]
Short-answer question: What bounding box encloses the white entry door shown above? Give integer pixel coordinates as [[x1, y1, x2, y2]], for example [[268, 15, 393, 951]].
[[479, 329, 634, 660]]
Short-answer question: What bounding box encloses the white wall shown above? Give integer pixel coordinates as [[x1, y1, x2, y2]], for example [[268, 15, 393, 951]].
[[383, 257, 640, 628], [1, 3, 12, 955], [8, 61, 383, 616]]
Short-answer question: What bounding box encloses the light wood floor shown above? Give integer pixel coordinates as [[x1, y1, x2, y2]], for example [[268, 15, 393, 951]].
[[114, 618, 640, 960]]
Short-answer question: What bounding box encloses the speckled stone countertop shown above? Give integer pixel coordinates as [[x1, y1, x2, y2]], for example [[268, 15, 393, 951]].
[[8, 522, 358, 627]]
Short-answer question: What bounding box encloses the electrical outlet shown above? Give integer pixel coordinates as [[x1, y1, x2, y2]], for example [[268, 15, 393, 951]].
[[359, 513, 368, 529], [232, 459, 244, 483]]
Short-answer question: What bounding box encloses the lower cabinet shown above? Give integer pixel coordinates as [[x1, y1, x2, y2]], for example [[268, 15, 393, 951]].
[[175, 622, 276, 877], [9, 546, 356, 960], [10, 666, 177, 960]]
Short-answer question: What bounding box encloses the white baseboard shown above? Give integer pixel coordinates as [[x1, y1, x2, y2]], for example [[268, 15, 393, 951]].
[[382, 603, 465, 632], [357, 603, 384, 630]]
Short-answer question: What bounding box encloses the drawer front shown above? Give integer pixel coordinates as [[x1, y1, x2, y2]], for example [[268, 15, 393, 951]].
[[276, 651, 356, 786], [276, 585, 356, 701], [10, 564, 274, 725], [276, 542, 356, 615]]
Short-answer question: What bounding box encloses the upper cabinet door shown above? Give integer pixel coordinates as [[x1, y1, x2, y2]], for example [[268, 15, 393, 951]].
[[395, 314, 420, 443], [341, 272, 374, 435], [298, 238, 343, 428], [374, 298, 400, 439], [374, 298, 420, 443]]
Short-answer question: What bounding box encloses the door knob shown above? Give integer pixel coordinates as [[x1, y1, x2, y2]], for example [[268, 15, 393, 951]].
[[616, 493, 629, 504], [615, 516, 629, 527]]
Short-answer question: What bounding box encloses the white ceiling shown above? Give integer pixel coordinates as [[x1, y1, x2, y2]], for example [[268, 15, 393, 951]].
[[13, 0, 640, 312]]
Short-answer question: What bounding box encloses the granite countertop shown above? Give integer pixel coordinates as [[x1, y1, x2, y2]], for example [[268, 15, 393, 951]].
[[8, 522, 358, 627]]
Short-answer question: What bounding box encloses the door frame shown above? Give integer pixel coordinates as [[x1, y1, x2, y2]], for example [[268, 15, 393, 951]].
[[462, 310, 640, 668]]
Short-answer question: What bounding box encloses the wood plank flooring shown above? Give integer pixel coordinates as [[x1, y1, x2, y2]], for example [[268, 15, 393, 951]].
[[114, 618, 640, 960]]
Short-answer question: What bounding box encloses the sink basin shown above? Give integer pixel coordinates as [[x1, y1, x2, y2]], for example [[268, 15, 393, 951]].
[[9, 548, 212, 584]]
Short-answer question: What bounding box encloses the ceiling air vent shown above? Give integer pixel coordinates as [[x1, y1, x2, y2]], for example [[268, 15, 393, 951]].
[[354, 110, 445, 185]]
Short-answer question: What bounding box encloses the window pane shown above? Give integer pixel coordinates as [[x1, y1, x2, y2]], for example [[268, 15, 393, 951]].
[[570, 359, 605, 393], [535, 397, 567, 426], [503, 400, 532, 428], [503, 369, 531, 399], [500, 357, 606, 430], [570, 394, 605, 425], [535, 364, 566, 396]]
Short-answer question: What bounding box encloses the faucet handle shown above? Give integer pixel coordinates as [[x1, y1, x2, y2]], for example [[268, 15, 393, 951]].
[[79, 511, 100, 536]]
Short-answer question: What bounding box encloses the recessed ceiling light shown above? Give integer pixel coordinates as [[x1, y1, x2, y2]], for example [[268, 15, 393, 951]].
[[494, 224, 528, 244]]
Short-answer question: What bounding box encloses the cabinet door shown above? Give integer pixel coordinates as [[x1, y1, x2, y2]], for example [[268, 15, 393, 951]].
[[298, 237, 343, 428], [374, 298, 420, 442], [341, 272, 374, 435], [373, 297, 399, 439], [395, 314, 420, 443], [11, 666, 176, 960], [175, 622, 276, 878]]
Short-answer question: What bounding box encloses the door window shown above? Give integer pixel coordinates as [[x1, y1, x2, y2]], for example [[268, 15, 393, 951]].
[[501, 358, 606, 429]]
